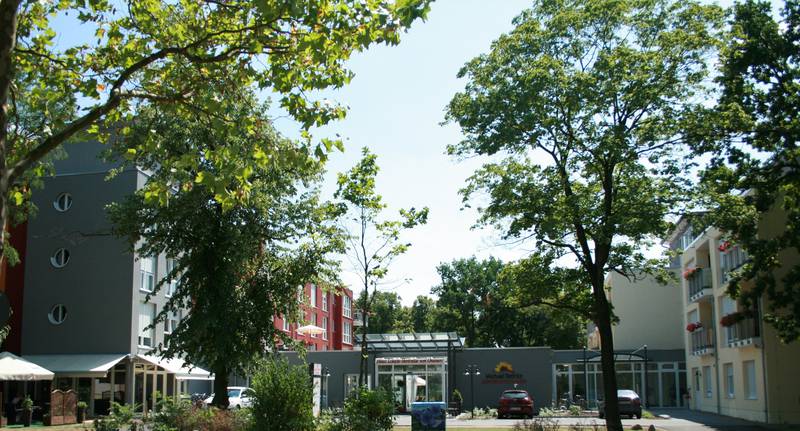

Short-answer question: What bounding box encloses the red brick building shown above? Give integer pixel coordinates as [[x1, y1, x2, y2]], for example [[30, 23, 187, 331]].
[[273, 283, 355, 351]]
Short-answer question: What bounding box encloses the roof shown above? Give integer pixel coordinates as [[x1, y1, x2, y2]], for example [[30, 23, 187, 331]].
[[355, 332, 464, 353], [137, 354, 214, 380], [24, 354, 127, 378]]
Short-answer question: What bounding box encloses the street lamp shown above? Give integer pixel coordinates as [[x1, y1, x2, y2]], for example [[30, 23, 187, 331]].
[[464, 364, 480, 418]]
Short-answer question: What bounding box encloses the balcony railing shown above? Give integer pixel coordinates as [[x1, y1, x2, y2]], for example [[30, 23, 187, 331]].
[[721, 245, 748, 283], [687, 268, 713, 302], [725, 316, 761, 347], [690, 327, 715, 356]]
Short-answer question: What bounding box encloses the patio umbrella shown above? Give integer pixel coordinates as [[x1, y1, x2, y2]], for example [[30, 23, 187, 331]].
[[0, 352, 54, 381], [296, 325, 325, 335]]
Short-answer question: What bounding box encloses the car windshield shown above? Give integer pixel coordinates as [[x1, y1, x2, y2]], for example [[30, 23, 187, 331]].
[[502, 391, 528, 399], [228, 389, 242, 398]]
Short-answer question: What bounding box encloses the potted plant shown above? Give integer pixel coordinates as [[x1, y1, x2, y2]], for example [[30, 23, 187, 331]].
[[451, 389, 463, 413], [21, 396, 33, 427], [43, 412, 51, 426], [77, 401, 88, 423]]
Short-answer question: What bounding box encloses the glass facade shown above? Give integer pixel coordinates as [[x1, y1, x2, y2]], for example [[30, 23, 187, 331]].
[[376, 357, 447, 412], [554, 360, 687, 408]]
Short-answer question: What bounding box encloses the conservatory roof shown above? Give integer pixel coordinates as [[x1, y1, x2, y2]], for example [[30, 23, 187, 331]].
[[355, 332, 464, 353]]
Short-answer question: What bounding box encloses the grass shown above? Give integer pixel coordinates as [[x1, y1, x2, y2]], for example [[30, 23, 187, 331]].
[[394, 428, 655, 430]]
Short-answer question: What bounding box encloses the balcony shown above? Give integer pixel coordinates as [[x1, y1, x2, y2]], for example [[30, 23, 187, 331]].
[[690, 328, 715, 356], [687, 268, 713, 303], [353, 311, 367, 327], [725, 316, 761, 348]]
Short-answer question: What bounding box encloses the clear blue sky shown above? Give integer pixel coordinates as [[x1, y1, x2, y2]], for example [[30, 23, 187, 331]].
[[268, 0, 537, 305]]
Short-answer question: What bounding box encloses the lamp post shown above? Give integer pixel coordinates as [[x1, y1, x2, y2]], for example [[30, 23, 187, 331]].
[[464, 364, 480, 418]]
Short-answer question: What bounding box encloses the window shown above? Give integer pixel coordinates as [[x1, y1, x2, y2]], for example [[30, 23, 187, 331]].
[[164, 311, 178, 335], [310, 284, 317, 308], [140, 256, 155, 292], [724, 363, 734, 398], [53, 193, 72, 212], [48, 304, 67, 325], [322, 318, 328, 340], [282, 317, 289, 332], [703, 366, 712, 398], [343, 296, 352, 318], [344, 374, 359, 397], [50, 248, 70, 268], [322, 292, 328, 311], [744, 361, 757, 400], [311, 314, 318, 338], [343, 321, 352, 345], [138, 302, 156, 348], [165, 258, 178, 297]]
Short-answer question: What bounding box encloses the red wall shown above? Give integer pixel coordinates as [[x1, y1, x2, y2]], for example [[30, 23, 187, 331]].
[[273, 283, 354, 351]]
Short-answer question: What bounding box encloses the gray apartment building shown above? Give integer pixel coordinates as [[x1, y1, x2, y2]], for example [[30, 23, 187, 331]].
[[14, 141, 210, 416]]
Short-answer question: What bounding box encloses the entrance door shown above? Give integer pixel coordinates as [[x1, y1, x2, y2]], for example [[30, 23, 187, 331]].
[[392, 375, 407, 412], [692, 368, 701, 410]]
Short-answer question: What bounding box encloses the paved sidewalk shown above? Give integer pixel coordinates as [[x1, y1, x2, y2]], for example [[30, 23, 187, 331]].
[[394, 408, 792, 430]]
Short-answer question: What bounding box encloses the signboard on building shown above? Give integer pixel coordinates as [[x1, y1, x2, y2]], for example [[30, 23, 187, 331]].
[[482, 361, 526, 384]]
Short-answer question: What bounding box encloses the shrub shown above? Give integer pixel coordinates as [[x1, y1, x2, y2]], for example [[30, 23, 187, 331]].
[[512, 417, 560, 431], [331, 387, 394, 431], [250, 357, 315, 431], [568, 404, 581, 416], [451, 389, 463, 405], [152, 397, 193, 431], [94, 402, 136, 431], [538, 407, 557, 417]]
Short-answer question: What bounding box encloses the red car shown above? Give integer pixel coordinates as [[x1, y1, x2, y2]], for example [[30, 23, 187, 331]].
[[498, 389, 534, 419]]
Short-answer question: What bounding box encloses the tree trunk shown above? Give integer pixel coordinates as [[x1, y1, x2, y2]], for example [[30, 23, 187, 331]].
[[211, 364, 230, 409], [358, 289, 369, 389], [595, 294, 622, 431]]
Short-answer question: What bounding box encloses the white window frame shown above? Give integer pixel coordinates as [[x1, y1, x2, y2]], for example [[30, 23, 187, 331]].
[[703, 366, 713, 398], [724, 363, 734, 398], [343, 296, 352, 319], [322, 318, 328, 340], [310, 284, 317, 308], [311, 314, 318, 338], [282, 317, 290, 332], [53, 193, 72, 212], [50, 248, 70, 268], [165, 258, 178, 297], [138, 302, 156, 348], [140, 256, 156, 292], [322, 292, 328, 311], [743, 361, 757, 400], [343, 321, 352, 345]]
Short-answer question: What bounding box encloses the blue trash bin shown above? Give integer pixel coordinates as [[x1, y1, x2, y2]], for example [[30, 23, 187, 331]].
[[411, 402, 446, 431]]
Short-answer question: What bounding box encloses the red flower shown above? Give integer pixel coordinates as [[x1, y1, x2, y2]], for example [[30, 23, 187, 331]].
[[718, 241, 732, 252]]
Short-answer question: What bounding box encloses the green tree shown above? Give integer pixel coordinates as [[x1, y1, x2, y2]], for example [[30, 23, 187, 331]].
[[432, 256, 503, 346], [444, 0, 722, 428], [0, 0, 431, 279], [409, 295, 437, 333], [688, 0, 800, 342], [335, 147, 428, 387], [250, 358, 316, 431], [108, 95, 342, 408], [361, 290, 403, 334]]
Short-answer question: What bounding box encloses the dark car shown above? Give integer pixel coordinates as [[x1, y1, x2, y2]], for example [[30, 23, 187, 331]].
[[598, 389, 642, 419], [498, 389, 534, 419]]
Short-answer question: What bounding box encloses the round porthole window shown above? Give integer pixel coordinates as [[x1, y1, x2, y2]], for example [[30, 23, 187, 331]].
[[48, 304, 67, 325], [53, 193, 72, 212], [50, 248, 70, 268]]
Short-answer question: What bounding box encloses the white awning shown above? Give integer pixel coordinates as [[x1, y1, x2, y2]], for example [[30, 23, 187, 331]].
[[23, 354, 127, 378], [136, 354, 213, 380], [0, 352, 55, 381], [296, 325, 325, 335]]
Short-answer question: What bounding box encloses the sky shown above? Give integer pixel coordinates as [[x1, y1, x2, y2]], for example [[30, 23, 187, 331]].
[[267, 0, 538, 305]]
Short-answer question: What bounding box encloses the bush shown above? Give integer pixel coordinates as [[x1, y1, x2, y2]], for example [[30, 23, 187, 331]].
[[512, 417, 560, 431], [330, 387, 394, 431], [568, 404, 581, 416], [538, 407, 557, 417], [184, 408, 250, 431], [250, 357, 315, 431], [94, 402, 136, 431], [152, 397, 193, 431]]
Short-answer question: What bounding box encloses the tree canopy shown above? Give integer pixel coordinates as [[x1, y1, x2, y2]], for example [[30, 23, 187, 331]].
[[689, 0, 800, 342], [445, 0, 722, 428], [107, 94, 342, 407], [0, 0, 431, 268]]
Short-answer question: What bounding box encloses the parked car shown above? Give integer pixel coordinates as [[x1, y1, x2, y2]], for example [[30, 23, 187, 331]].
[[497, 389, 534, 419], [203, 387, 253, 409], [597, 389, 642, 419]]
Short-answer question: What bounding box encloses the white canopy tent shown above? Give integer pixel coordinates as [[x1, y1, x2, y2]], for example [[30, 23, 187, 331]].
[[296, 325, 325, 336], [0, 352, 54, 381]]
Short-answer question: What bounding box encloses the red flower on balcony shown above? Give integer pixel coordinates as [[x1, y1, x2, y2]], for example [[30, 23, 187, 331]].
[[720, 312, 745, 327], [718, 240, 733, 252], [686, 322, 703, 332], [683, 267, 699, 279]]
